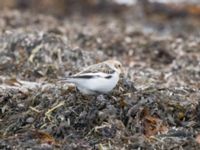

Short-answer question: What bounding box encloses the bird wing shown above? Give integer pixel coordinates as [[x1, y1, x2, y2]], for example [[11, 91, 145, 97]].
[[70, 72, 113, 79], [59, 62, 115, 82], [74, 63, 115, 76]]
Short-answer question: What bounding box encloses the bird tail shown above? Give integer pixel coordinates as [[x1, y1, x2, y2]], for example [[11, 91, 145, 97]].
[[58, 77, 72, 82], [58, 77, 78, 84]]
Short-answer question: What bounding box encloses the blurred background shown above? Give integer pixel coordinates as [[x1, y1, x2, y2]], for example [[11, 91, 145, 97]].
[[0, 0, 200, 16], [1, 1, 200, 149], [0, 0, 200, 79], [0, 0, 200, 15], [0, 0, 200, 34]]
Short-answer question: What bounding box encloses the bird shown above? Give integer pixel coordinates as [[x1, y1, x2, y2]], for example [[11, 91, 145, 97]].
[[61, 60, 123, 95]]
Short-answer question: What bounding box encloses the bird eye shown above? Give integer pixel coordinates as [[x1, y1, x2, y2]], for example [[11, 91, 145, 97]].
[[115, 64, 121, 68], [117, 64, 121, 68]]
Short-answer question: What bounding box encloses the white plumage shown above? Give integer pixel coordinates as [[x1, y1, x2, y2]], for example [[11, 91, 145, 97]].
[[62, 60, 123, 95]]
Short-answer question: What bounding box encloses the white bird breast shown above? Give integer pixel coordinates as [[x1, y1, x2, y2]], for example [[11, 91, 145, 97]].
[[68, 72, 119, 94]]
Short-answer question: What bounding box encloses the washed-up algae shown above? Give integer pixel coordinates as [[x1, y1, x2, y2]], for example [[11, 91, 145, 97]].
[[1, 2, 200, 149]]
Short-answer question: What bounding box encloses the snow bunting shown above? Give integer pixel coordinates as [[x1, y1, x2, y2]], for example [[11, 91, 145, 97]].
[[62, 60, 123, 95]]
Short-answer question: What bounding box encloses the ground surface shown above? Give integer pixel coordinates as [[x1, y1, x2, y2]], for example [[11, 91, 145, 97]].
[[0, 1, 200, 149]]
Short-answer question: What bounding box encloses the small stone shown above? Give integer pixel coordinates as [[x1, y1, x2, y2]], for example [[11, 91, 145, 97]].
[[26, 117, 34, 123]]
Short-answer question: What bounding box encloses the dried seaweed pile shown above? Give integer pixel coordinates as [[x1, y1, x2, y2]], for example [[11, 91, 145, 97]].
[[0, 4, 200, 149]]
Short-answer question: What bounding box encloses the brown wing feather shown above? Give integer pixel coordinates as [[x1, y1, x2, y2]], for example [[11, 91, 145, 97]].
[[74, 62, 114, 76]]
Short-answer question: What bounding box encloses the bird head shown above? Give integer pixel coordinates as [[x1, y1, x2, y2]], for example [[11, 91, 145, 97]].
[[105, 60, 123, 74]]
